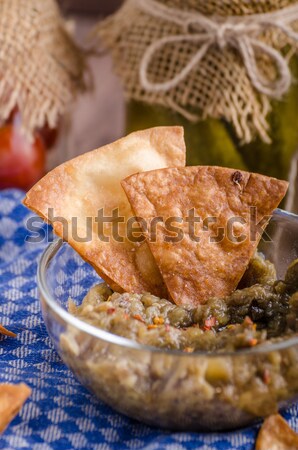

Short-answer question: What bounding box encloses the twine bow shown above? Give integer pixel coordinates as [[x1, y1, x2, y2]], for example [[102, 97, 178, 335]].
[[138, 0, 298, 99]]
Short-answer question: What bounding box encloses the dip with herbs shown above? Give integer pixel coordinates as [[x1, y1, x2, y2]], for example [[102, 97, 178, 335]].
[[60, 254, 298, 430], [68, 254, 298, 353]]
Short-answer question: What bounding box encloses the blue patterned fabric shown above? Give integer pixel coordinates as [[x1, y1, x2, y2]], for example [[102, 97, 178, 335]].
[[0, 188, 297, 450]]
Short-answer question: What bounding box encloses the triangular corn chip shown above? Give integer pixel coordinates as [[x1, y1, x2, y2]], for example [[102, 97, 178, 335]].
[[0, 383, 31, 434], [256, 414, 298, 450], [24, 127, 186, 296], [0, 324, 16, 338], [122, 166, 288, 306]]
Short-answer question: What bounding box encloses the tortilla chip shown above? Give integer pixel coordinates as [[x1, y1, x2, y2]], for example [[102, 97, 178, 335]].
[[0, 324, 16, 338], [24, 127, 186, 296], [256, 414, 298, 450], [122, 166, 288, 306], [0, 383, 31, 434]]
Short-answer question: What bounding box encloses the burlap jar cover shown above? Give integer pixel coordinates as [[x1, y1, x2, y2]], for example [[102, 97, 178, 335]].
[[96, 0, 298, 145], [0, 0, 85, 138]]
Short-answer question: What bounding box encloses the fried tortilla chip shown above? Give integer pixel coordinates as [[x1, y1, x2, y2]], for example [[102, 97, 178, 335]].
[[122, 166, 288, 306], [24, 127, 186, 296], [0, 324, 16, 338], [0, 383, 31, 434], [256, 414, 298, 450]]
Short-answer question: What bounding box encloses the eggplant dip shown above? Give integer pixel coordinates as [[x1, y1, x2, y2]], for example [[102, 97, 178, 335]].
[[66, 254, 298, 353], [59, 253, 298, 429]]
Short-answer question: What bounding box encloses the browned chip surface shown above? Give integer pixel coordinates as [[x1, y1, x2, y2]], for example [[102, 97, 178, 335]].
[[0, 324, 16, 338], [0, 383, 31, 434], [24, 127, 185, 296], [122, 166, 288, 306], [256, 414, 298, 450]]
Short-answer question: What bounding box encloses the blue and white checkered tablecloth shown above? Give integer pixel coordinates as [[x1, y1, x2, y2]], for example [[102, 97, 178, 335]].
[[0, 188, 297, 450]]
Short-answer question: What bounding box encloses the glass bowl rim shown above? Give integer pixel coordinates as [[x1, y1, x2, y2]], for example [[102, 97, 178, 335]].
[[38, 208, 298, 359]]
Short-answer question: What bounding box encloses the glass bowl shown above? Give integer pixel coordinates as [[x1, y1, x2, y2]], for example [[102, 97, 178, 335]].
[[38, 209, 298, 431]]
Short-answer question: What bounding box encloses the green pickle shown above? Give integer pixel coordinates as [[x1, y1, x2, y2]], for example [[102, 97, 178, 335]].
[[238, 57, 298, 180]]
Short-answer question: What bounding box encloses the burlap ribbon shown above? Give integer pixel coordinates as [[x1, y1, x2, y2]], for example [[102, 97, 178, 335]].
[[0, 0, 85, 139], [96, 0, 298, 143]]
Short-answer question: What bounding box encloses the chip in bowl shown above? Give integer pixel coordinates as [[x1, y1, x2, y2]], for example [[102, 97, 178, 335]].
[[24, 127, 186, 297], [122, 166, 288, 306]]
